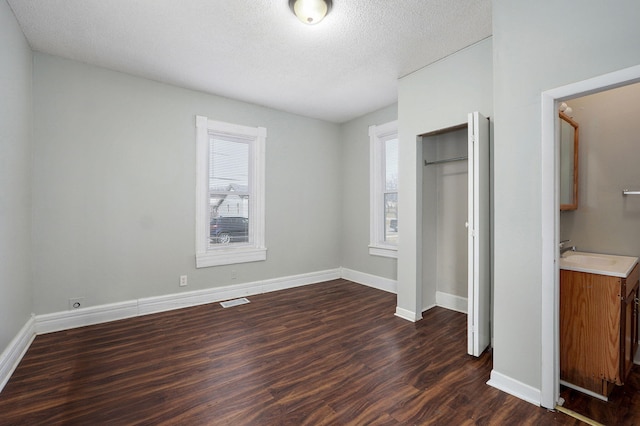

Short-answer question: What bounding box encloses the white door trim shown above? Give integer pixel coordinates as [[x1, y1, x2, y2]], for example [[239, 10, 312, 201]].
[[540, 64, 640, 409]]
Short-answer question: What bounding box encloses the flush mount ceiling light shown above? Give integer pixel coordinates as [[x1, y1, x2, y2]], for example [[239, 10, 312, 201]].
[[289, 0, 332, 25]]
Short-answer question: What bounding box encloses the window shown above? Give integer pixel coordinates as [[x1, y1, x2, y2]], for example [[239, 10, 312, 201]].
[[195, 116, 266, 267], [369, 120, 398, 258]]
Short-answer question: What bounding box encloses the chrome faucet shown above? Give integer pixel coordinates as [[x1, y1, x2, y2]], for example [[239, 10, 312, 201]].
[[559, 239, 576, 256]]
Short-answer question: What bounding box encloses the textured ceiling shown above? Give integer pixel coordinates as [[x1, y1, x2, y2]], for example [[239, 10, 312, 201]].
[[7, 0, 492, 123]]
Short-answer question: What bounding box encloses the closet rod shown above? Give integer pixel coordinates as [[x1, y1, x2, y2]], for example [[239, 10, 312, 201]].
[[424, 156, 468, 166], [622, 189, 640, 195]]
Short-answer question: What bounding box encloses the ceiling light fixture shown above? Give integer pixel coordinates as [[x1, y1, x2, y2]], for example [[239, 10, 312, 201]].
[[289, 0, 332, 25]]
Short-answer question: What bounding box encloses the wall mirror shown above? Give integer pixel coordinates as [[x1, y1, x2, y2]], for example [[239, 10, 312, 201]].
[[559, 111, 579, 210]]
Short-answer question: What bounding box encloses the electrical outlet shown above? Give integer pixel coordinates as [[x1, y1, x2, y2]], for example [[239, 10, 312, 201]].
[[231, 270, 237, 280], [179, 275, 188, 287], [69, 297, 84, 310]]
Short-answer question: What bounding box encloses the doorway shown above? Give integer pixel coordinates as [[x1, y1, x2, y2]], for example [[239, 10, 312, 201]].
[[540, 64, 640, 409]]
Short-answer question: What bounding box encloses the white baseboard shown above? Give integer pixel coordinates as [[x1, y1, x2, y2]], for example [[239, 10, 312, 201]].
[[559, 380, 608, 401], [0, 316, 36, 393], [35, 268, 342, 333], [395, 307, 422, 322], [422, 303, 437, 313], [37, 301, 139, 335], [435, 291, 468, 314], [263, 269, 341, 294], [487, 369, 541, 407], [137, 280, 263, 316], [340, 267, 397, 294], [138, 268, 341, 316]]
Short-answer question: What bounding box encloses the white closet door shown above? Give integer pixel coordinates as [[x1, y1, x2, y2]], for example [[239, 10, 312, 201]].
[[467, 111, 491, 357]]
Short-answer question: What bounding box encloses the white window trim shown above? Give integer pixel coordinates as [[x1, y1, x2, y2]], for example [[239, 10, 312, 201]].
[[369, 120, 398, 258], [195, 116, 267, 268]]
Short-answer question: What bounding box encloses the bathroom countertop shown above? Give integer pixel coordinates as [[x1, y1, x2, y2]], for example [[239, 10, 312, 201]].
[[559, 251, 638, 278]]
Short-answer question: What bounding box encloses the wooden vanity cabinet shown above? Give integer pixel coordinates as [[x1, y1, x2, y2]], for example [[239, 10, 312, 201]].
[[560, 263, 639, 398], [623, 276, 639, 381]]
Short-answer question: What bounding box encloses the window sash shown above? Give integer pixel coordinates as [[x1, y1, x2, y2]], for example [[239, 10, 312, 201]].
[[208, 135, 252, 247], [196, 116, 266, 267], [369, 120, 398, 258]]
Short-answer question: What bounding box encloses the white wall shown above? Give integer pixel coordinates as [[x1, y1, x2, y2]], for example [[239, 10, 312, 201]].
[[397, 37, 493, 319], [340, 104, 397, 280], [492, 0, 640, 394], [31, 53, 342, 314], [15, 1, 640, 409], [0, 0, 33, 351], [560, 83, 640, 257]]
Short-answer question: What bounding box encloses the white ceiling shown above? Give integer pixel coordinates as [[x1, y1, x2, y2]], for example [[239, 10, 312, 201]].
[[7, 0, 492, 123]]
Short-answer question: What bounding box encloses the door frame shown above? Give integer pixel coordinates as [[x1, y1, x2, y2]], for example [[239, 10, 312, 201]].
[[540, 64, 640, 409]]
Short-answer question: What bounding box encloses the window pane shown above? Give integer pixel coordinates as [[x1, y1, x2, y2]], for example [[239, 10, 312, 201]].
[[385, 138, 398, 191], [209, 136, 250, 246], [209, 195, 250, 246], [210, 137, 249, 192], [384, 192, 398, 244]]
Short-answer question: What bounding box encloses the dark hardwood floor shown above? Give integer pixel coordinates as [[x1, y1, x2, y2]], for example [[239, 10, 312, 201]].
[[0, 279, 590, 424], [559, 364, 640, 425]]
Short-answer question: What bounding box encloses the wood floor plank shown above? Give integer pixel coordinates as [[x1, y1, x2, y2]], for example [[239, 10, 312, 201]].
[[0, 279, 591, 424], [560, 363, 640, 425]]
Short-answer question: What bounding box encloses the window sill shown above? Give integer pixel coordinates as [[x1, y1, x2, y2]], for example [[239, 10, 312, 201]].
[[368, 245, 398, 259], [196, 247, 267, 268]]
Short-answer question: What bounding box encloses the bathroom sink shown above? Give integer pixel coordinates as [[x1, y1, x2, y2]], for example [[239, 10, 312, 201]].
[[560, 251, 638, 278], [562, 254, 616, 267]]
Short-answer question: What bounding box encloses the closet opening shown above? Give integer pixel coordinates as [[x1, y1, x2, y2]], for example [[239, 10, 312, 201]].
[[421, 124, 469, 314], [419, 113, 490, 357]]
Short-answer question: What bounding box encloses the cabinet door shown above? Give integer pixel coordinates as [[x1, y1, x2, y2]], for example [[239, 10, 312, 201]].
[[560, 270, 622, 391]]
